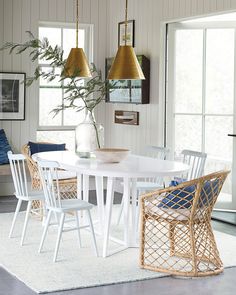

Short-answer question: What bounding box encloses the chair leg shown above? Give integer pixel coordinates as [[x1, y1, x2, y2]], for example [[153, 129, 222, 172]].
[[9, 199, 22, 238], [53, 213, 65, 262], [38, 210, 52, 253], [86, 210, 98, 257], [135, 196, 141, 241], [75, 211, 82, 248], [21, 201, 32, 246], [169, 223, 176, 256]]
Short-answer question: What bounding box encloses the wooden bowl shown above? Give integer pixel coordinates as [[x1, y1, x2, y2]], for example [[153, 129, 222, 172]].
[[94, 148, 130, 163]]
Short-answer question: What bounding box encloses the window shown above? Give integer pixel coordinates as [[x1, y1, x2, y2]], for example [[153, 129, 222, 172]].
[[37, 23, 93, 151]]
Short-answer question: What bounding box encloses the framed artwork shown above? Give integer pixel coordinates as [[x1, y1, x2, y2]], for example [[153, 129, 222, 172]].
[[0, 72, 26, 120], [118, 20, 135, 47]]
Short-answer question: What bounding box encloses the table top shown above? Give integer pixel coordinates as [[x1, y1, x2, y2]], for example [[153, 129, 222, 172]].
[[33, 151, 189, 178]]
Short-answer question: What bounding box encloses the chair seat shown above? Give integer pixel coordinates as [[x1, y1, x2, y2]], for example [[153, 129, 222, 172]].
[[16, 191, 44, 201], [35, 170, 77, 181], [147, 205, 205, 221], [136, 181, 163, 192], [120, 181, 163, 192], [56, 171, 77, 180], [47, 199, 93, 213]]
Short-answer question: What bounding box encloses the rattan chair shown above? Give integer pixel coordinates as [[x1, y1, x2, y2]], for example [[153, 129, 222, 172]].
[[21, 143, 78, 212], [140, 170, 230, 277]]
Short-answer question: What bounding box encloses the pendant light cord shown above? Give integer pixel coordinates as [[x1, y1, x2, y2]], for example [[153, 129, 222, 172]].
[[125, 0, 128, 46], [76, 0, 79, 48]]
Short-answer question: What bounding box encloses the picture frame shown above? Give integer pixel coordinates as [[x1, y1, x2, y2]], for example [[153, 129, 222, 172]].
[[118, 20, 135, 47], [0, 72, 26, 121]]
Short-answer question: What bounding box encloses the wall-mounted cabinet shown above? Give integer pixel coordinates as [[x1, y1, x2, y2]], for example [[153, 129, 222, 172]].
[[105, 55, 150, 104]]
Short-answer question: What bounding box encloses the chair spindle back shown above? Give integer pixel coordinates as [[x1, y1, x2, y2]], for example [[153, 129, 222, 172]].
[[181, 149, 207, 180], [8, 151, 29, 198], [37, 160, 62, 209]]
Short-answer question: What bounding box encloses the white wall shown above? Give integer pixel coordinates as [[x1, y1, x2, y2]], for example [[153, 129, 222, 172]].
[[0, 0, 108, 153], [0, 0, 108, 195], [2, 0, 236, 155], [105, 0, 236, 154], [1, 0, 236, 194]]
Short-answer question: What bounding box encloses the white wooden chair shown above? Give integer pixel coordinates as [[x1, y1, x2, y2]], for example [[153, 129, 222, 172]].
[[37, 159, 98, 262], [117, 146, 170, 225], [180, 149, 207, 180], [135, 146, 170, 192], [7, 151, 44, 245]]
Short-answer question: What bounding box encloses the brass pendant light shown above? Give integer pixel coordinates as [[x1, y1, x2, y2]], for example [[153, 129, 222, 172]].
[[107, 0, 145, 80], [63, 0, 92, 78]]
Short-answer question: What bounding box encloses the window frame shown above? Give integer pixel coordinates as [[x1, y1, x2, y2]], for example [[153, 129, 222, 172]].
[[37, 21, 94, 132], [166, 22, 236, 158]]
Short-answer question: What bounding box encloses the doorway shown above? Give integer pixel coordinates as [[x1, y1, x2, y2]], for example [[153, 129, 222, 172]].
[[166, 13, 236, 211]]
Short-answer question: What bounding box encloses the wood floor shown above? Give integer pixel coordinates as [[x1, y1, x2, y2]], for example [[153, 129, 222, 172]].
[[0, 194, 236, 295]]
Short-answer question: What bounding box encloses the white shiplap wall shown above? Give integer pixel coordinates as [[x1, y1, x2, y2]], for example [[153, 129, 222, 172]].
[[1, 0, 236, 155], [0, 0, 108, 153], [0, 0, 108, 194], [105, 0, 236, 154]]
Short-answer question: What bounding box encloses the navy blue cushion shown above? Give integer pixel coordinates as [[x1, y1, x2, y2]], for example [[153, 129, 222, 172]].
[[159, 178, 220, 209], [159, 184, 196, 209], [0, 129, 12, 164], [28, 141, 66, 155], [199, 179, 220, 206]]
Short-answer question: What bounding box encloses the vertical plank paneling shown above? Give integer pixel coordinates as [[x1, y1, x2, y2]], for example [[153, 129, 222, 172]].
[[2, 0, 236, 192], [93, 0, 106, 127], [82, 0, 91, 23], [48, 0, 57, 21], [20, 0, 31, 149], [184, 0, 192, 16], [196, 0, 205, 15], [39, 0, 49, 21], [210, 0, 217, 11], [65, 0, 75, 23], [56, 0, 66, 22], [2, 0, 13, 142], [29, 0, 39, 141], [11, 0, 22, 151], [230, 0, 236, 9], [91, 0, 99, 64]]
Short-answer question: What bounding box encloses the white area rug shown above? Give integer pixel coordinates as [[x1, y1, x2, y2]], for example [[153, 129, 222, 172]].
[[0, 207, 236, 294]]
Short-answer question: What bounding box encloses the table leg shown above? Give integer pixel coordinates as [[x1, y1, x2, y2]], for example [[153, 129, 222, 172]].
[[83, 174, 89, 202], [131, 178, 137, 245], [76, 173, 82, 199], [95, 176, 105, 234], [102, 177, 114, 258], [123, 177, 131, 246]]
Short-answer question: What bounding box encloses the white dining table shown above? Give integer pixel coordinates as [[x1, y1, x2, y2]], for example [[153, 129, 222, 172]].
[[33, 151, 189, 257]]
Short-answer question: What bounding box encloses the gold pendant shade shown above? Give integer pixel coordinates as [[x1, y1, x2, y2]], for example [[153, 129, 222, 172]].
[[107, 45, 145, 80], [64, 48, 91, 78], [63, 0, 91, 78], [107, 0, 145, 80]]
